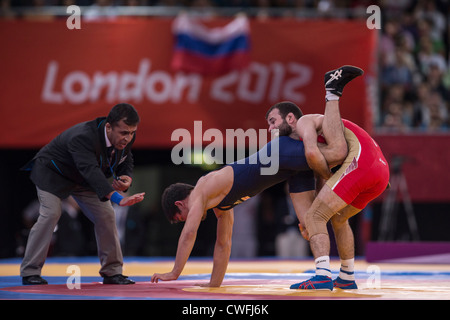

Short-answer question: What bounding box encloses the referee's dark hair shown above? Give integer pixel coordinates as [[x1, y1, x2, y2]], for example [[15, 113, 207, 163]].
[[107, 103, 140, 127]]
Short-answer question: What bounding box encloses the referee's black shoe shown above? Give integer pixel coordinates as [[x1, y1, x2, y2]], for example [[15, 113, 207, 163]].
[[103, 274, 135, 285], [22, 275, 48, 285], [324, 65, 364, 97]]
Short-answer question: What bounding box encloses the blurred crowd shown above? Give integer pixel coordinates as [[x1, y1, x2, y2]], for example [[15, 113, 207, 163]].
[[2, 0, 383, 18], [0, 0, 413, 10], [379, 0, 450, 133]]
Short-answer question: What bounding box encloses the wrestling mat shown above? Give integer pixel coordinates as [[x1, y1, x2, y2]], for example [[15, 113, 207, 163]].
[[1, 257, 450, 300]]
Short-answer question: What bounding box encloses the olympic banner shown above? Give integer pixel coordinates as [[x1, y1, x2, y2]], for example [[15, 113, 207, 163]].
[[0, 18, 377, 148]]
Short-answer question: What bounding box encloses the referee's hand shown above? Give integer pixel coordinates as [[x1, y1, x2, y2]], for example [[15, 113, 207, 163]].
[[112, 175, 132, 191], [119, 192, 145, 206]]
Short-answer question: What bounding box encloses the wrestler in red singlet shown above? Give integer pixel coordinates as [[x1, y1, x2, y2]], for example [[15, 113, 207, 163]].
[[326, 119, 390, 210]]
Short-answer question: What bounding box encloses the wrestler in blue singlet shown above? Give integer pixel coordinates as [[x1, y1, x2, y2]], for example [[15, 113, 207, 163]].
[[216, 136, 315, 210]]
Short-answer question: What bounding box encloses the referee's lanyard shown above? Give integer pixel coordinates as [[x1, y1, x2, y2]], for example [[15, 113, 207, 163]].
[[107, 149, 118, 179]]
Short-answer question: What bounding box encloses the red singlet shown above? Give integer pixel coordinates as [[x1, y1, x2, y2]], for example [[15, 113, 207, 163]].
[[327, 119, 390, 210]]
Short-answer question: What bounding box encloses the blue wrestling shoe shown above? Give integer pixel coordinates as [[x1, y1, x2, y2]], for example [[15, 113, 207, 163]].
[[333, 276, 358, 289], [290, 275, 333, 291]]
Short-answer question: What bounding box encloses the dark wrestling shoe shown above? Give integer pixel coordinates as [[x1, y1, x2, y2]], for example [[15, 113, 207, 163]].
[[324, 65, 364, 97], [103, 274, 135, 285], [22, 275, 48, 285]]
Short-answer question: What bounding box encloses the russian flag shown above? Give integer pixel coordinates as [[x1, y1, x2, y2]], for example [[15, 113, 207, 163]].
[[171, 14, 251, 75]]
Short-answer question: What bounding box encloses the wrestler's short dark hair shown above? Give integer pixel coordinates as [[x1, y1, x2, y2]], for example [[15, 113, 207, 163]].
[[107, 103, 140, 127], [265, 101, 303, 120], [161, 183, 194, 223]]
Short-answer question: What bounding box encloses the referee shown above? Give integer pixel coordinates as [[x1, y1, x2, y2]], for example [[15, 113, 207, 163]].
[[20, 103, 145, 285]]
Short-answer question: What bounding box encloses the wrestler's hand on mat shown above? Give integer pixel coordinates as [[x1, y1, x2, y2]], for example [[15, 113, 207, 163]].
[[151, 271, 178, 283], [113, 175, 132, 191], [119, 192, 145, 206], [299, 223, 310, 241]]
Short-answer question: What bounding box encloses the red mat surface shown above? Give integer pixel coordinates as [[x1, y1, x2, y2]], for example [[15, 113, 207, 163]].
[[2, 279, 320, 300]]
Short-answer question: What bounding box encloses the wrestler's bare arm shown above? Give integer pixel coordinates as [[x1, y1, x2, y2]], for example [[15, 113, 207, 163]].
[[151, 166, 234, 284], [150, 194, 205, 283], [201, 208, 234, 287], [297, 114, 347, 177], [297, 115, 332, 179]]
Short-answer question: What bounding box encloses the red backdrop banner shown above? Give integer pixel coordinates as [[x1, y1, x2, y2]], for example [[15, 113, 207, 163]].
[[373, 134, 450, 203], [0, 18, 377, 148]]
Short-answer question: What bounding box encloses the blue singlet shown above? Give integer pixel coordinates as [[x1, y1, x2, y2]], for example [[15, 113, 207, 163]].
[[216, 136, 315, 210]]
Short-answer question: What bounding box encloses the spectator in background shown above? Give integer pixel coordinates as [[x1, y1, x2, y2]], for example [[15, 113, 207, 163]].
[[380, 19, 399, 68], [415, 0, 446, 47], [419, 91, 448, 132], [427, 63, 450, 102], [381, 47, 415, 87], [379, 0, 449, 133], [411, 81, 430, 126], [417, 35, 447, 76], [382, 101, 409, 132]]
